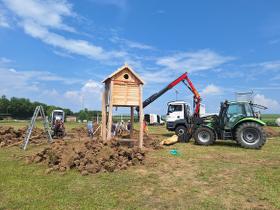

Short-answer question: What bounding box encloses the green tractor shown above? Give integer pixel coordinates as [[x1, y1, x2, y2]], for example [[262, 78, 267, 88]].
[[193, 101, 267, 149]]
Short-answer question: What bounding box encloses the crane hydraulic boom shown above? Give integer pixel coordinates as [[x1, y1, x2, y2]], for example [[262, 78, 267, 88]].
[[138, 72, 201, 116]]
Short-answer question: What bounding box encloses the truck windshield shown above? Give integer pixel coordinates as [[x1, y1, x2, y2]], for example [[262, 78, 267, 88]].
[[168, 105, 182, 113]]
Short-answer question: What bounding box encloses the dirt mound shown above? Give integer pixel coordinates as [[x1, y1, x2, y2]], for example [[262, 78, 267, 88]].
[[143, 134, 163, 150], [0, 126, 45, 147], [28, 140, 145, 175], [119, 129, 163, 150], [264, 127, 280, 137], [68, 124, 101, 138]]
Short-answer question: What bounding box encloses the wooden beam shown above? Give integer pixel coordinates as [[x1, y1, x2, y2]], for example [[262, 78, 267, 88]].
[[130, 106, 134, 139], [101, 91, 107, 141], [107, 81, 114, 141], [139, 85, 144, 148]]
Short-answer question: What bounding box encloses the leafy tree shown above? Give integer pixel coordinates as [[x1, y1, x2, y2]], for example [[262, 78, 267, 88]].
[[0, 95, 75, 120], [0, 95, 10, 114]]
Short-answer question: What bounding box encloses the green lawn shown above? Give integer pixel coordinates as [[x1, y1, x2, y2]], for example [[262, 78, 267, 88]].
[[0, 125, 280, 209], [262, 114, 280, 126]]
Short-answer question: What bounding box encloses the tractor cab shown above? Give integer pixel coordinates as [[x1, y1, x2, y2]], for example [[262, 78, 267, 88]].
[[218, 101, 255, 130]]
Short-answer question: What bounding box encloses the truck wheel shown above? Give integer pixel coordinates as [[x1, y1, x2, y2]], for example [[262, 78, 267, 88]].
[[194, 127, 215, 146], [236, 122, 266, 149], [175, 126, 191, 143]]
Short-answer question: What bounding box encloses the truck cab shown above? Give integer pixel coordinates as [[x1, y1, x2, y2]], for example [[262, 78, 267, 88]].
[[166, 101, 190, 131]]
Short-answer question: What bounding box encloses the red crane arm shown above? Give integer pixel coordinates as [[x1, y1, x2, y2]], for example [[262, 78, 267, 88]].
[[183, 73, 201, 116], [140, 72, 201, 117]]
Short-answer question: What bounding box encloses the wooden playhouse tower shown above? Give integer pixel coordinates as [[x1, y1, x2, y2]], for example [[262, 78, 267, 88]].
[[101, 64, 144, 148]]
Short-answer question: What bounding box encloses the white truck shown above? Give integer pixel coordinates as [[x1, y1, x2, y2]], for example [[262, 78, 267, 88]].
[[144, 114, 165, 125]]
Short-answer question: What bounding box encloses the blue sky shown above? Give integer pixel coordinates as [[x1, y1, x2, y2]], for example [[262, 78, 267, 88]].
[[0, 0, 280, 114]]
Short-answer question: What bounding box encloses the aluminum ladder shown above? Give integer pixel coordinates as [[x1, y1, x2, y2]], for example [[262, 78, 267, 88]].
[[22, 105, 52, 150]]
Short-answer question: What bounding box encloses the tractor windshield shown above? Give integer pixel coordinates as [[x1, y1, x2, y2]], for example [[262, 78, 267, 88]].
[[244, 103, 254, 117], [225, 103, 255, 127], [226, 104, 246, 125]]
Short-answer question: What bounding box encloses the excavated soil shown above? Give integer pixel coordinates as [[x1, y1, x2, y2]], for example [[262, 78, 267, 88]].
[[264, 127, 280, 138], [67, 123, 101, 139], [0, 126, 45, 147], [119, 129, 163, 150], [27, 140, 145, 175]]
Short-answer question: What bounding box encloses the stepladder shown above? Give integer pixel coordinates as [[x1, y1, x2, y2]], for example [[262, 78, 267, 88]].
[[22, 105, 52, 150]]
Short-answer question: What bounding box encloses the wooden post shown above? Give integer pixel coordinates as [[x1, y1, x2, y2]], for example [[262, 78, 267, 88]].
[[130, 106, 134, 139], [101, 91, 107, 141], [139, 85, 144, 148], [107, 81, 114, 141]]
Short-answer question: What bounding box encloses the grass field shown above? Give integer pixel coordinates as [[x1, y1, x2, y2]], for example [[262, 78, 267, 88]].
[[262, 114, 280, 126], [0, 123, 280, 209]]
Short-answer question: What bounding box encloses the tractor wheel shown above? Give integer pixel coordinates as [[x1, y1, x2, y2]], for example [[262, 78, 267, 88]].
[[194, 127, 215, 146], [236, 122, 266, 149], [175, 125, 191, 143]]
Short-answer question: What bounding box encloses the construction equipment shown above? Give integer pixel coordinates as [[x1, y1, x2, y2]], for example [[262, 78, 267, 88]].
[[194, 101, 267, 149], [140, 72, 268, 149], [22, 105, 52, 150], [50, 110, 65, 138], [138, 72, 201, 142]]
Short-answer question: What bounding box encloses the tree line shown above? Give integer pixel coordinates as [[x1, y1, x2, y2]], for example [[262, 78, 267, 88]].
[[0, 95, 101, 121]]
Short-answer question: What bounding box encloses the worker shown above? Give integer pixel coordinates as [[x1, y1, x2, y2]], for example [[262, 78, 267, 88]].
[[111, 123, 116, 137], [127, 120, 131, 131], [87, 121, 93, 137], [143, 120, 148, 135]]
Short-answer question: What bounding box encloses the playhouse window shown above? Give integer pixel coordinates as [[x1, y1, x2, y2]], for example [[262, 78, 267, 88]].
[[123, 74, 129, 79]]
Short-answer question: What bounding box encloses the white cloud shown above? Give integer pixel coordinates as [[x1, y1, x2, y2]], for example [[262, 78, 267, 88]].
[[0, 10, 10, 28], [110, 36, 155, 50], [6, 68, 81, 85], [123, 40, 154, 50], [2, 0, 127, 62], [156, 49, 235, 72], [0, 67, 82, 97], [245, 60, 280, 72], [0, 57, 11, 64], [140, 69, 173, 84], [0, 66, 102, 111], [90, 0, 128, 10], [258, 61, 280, 71], [0, 68, 40, 96], [64, 80, 102, 110], [254, 94, 280, 111], [81, 80, 102, 93], [23, 21, 122, 60], [3, 0, 74, 31], [201, 84, 223, 95]]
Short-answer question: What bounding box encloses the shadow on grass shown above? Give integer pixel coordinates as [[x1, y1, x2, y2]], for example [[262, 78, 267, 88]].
[[211, 140, 239, 148], [185, 140, 240, 148]]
